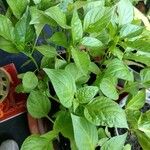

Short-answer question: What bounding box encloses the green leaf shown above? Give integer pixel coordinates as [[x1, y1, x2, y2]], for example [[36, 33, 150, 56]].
[[140, 68, 150, 86], [135, 130, 150, 150], [0, 37, 18, 53], [76, 86, 99, 104], [71, 47, 90, 75], [0, 15, 14, 41], [126, 109, 141, 129], [120, 24, 143, 38], [100, 76, 119, 100], [101, 133, 127, 150], [81, 37, 103, 48], [124, 52, 150, 66], [44, 69, 76, 108], [84, 97, 128, 128], [55, 58, 67, 69], [14, 9, 34, 51], [86, 7, 114, 33], [35, 45, 57, 58], [126, 40, 150, 52], [54, 111, 77, 149], [71, 10, 83, 43], [21, 135, 51, 150], [71, 114, 98, 150], [89, 62, 101, 75], [41, 130, 58, 141], [105, 58, 134, 81], [49, 32, 68, 48], [117, 0, 133, 25], [126, 90, 145, 110], [30, 7, 56, 37], [123, 144, 131, 150], [27, 90, 51, 118], [33, 0, 41, 4], [6, 0, 28, 19], [65, 63, 83, 81], [45, 5, 70, 29], [22, 72, 38, 91], [138, 111, 150, 137], [83, 6, 105, 31]]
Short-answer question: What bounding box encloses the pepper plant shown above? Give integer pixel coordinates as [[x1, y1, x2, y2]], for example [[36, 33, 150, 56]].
[[0, 0, 150, 149]]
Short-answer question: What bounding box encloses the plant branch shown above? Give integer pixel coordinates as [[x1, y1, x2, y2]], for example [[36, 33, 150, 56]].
[[46, 115, 54, 124]]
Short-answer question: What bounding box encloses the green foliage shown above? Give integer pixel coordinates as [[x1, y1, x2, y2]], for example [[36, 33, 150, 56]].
[[1, 0, 150, 149]]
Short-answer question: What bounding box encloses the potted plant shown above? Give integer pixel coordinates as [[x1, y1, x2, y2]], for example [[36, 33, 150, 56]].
[[0, 0, 150, 149]]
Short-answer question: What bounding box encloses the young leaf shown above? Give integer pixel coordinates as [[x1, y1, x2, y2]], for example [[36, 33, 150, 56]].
[[54, 111, 77, 149], [71, 47, 90, 75], [65, 63, 83, 81], [124, 52, 150, 66], [76, 86, 99, 103], [44, 69, 76, 108], [6, 0, 28, 19], [27, 90, 51, 119], [83, 7, 105, 31], [117, 0, 133, 25], [138, 110, 150, 137], [86, 7, 114, 33], [14, 9, 34, 51], [120, 24, 143, 38], [22, 72, 38, 91], [89, 62, 101, 75], [71, 114, 98, 150], [0, 15, 14, 41], [81, 37, 103, 48], [33, 0, 41, 4], [35, 45, 57, 58], [126, 40, 150, 52], [140, 68, 150, 86], [105, 58, 134, 81], [21, 135, 51, 150], [45, 5, 70, 29], [100, 76, 119, 100], [30, 6, 56, 37], [84, 97, 128, 128], [0, 37, 18, 53], [126, 90, 145, 110], [71, 10, 83, 43], [126, 109, 141, 129], [49, 32, 68, 48], [135, 130, 150, 150], [55, 58, 67, 69], [101, 133, 127, 150]]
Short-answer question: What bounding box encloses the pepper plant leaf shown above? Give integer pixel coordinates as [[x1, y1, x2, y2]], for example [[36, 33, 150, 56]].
[[21, 135, 52, 150], [126, 90, 146, 110], [45, 5, 70, 29], [105, 58, 134, 81], [71, 10, 83, 43], [84, 97, 128, 128], [27, 90, 51, 118], [71, 114, 98, 150], [6, 0, 28, 19], [71, 47, 90, 75], [76, 86, 99, 104], [101, 133, 127, 150], [0, 15, 14, 41], [44, 69, 76, 108], [117, 0, 133, 25]]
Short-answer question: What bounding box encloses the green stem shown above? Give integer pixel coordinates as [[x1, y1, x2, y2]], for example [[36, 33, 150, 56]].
[[46, 115, 54, 124], [30, 55, 39, 71], [49, 95, 59, 103]]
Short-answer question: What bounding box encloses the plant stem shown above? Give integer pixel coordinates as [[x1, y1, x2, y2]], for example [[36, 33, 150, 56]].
[[30, 55, 39, 71], [115, 128, 119, 136], [46, 115, 54, 124], [49, 95, 59, 103]]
